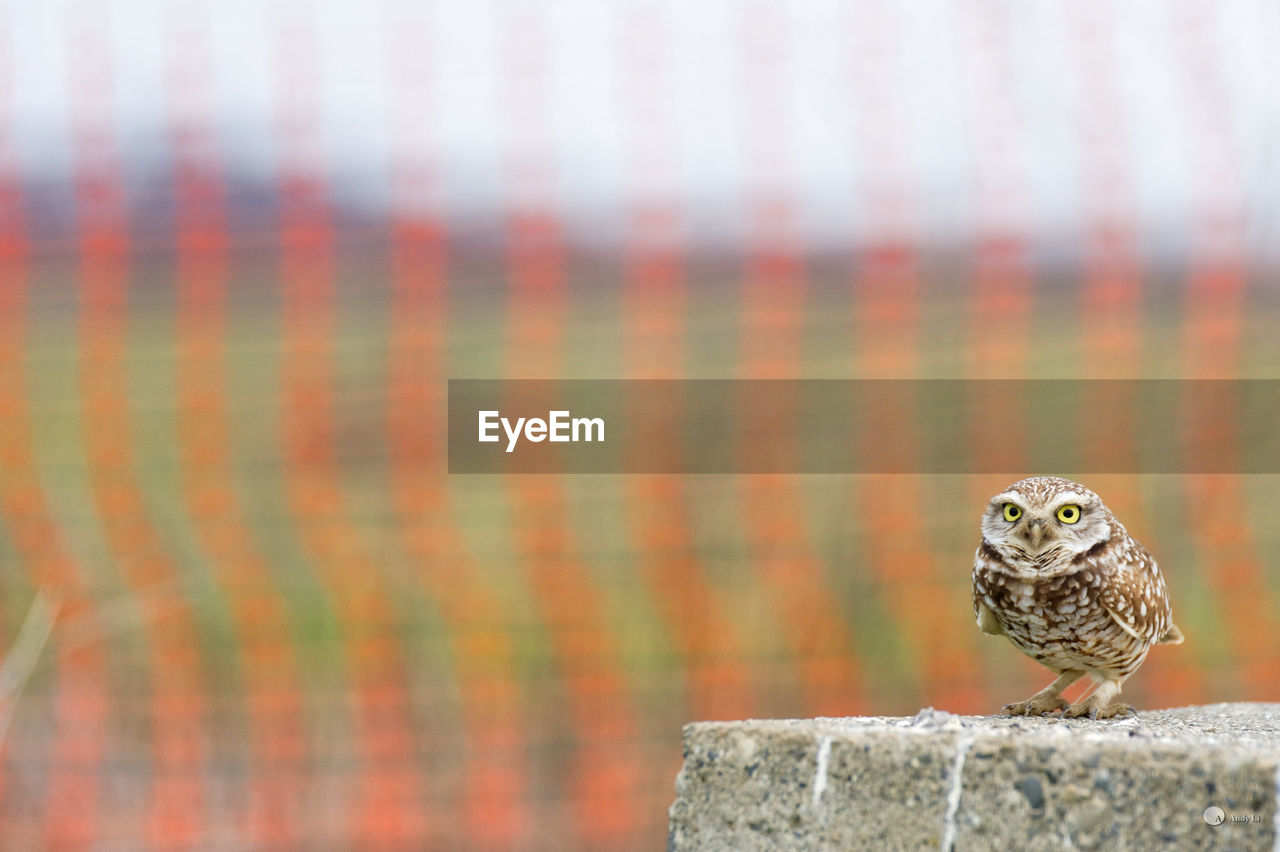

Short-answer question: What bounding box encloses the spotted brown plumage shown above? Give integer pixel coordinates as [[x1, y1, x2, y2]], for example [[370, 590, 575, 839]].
[[972, 476, 1183, 719]]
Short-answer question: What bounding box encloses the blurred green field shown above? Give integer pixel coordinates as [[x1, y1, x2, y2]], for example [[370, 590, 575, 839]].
[[4, 247, 1280, 848]]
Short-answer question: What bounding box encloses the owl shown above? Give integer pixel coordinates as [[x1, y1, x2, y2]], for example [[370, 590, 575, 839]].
[[971, 476, 1183, 719]]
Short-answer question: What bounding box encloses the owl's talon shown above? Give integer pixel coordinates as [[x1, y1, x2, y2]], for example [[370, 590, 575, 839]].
[[1025, 695, 1069, 716], [1094, 702, 1135, 720], [1003, 693, 1069, 716], [1063, 699, 1133, 720]]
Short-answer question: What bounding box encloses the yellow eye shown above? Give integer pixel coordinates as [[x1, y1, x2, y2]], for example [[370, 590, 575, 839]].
[[1002, 504, 1022, 522], [1057, 504, 1081, 524]]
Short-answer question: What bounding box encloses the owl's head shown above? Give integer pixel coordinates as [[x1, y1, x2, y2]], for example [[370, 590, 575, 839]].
[[981, 476, 1112, 563]]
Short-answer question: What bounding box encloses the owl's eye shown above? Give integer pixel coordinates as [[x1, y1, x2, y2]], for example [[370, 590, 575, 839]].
[[1002, 504, 1022, 522], [1057, 504, 1082, 524]]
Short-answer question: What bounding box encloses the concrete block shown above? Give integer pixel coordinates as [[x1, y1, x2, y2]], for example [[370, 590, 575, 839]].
[[668, 703, 1280, 851]]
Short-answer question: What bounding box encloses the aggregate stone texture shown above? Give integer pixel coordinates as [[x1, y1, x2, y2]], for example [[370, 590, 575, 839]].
[[668, 703, 1280, 851]]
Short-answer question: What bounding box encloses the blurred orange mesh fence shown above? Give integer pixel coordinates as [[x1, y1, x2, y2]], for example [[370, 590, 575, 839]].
[[1, 1, 1279, 849]]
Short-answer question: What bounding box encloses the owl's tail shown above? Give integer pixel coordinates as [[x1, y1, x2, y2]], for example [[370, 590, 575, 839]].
[[1158, 623, 1185, 644]]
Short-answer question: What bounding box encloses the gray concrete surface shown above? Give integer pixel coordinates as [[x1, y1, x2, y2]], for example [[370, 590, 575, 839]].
[[668, 703, 1280, 851]]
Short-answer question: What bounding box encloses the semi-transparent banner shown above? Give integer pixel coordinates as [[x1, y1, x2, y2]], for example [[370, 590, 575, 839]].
[[447, 380, 1280, 474]]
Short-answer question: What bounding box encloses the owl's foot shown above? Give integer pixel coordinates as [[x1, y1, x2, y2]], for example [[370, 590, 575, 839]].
[[1063, 698, 1135, 720], [1097, 702, 1136, 719], [1058, 676, 1131, 719], [1001, 670, 1085, 717], [1002, 694, 1070, 716]]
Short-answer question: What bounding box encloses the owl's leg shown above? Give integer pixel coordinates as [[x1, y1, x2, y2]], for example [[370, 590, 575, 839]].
[[1002, 669, 1084, 716], [1063, 678, 1134, 720]]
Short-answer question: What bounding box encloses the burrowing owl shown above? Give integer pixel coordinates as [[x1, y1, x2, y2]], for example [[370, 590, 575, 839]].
[[972, 476, 1183, 719]]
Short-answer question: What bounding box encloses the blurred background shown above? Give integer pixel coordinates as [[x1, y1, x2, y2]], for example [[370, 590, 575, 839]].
[[2, 0, 1280, 848]]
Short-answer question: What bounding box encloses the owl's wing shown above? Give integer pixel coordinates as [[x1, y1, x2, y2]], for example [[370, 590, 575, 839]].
[[972, 549, 1006, 636], [1098, 544, 1169, 645], [975, 599, 1005, 636]]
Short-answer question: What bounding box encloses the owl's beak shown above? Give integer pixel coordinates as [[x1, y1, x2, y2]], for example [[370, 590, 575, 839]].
[[1023, 519, 1046, 548]]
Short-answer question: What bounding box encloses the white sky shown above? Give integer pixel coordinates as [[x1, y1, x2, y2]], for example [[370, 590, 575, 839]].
[[2, 0, 1278, 256]]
